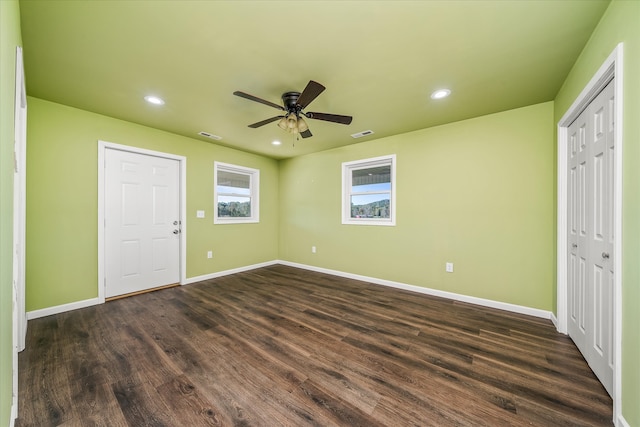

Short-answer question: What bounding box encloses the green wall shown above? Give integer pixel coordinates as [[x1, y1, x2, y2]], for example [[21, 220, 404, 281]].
[[279, 102, 555, 311], [0, 1, 22, 425], [25, 97, 279, 311], [554, 0, 640, 424]]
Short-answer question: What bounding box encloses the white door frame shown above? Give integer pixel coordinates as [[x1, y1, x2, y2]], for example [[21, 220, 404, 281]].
[[12, 45, 27, 425], [97, 141, 187, 302], [556, 43, 623, 422]]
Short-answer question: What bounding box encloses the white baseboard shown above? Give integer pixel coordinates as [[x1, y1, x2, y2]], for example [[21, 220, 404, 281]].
[[183, 260, 279, 285], [26, 259, 552, 323], [550, 312, 560, 330], [26, 297, 102, 320], [9, 402, 17, 427], [24, 262, 278, 320], [278, 260, 552, 320], [617, 414, 630, 427]]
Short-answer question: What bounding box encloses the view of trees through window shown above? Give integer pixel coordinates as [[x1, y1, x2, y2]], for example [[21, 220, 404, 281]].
[[217, 199, 251, 217], [351, 198, 390, 219]]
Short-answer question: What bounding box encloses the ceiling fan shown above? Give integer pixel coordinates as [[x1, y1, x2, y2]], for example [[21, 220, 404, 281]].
[[233, 80, 353, 138]]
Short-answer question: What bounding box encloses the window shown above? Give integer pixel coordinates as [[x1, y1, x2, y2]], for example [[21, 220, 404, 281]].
[[214, 162, 259, 224], [342, 155, 396, 226]]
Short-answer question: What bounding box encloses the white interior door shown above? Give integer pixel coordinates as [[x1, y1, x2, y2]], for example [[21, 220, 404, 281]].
[[105, 148, 181, 298], [567, 79, 615, 396]]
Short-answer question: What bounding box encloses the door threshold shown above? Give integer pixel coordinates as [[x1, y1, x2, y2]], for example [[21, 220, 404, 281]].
[[105, 283, 180, 302]]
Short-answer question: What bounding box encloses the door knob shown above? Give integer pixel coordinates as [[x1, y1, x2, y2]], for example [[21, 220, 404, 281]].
[[173, 229, 180, 234], [572, 243, 578, 248], [602, 252, 610, 259]]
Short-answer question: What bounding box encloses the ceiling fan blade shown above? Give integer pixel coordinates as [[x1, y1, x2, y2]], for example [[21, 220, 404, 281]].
[[233, 91, 285, 111], [306, 112, 353, 125], [296, 80, 325, 109], [248, 116, 284, 128], [300, 129, 313, 139]]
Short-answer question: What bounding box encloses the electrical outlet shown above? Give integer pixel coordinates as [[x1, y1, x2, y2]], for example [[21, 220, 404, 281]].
[[207, 251, 213, 259], [312, 246, 317, 253], [446, 262, 454, 273], [197, 210, 205, 218]]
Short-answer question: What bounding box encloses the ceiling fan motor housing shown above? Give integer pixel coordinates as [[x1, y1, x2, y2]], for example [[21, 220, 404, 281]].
[[282, 91, 301, 113]]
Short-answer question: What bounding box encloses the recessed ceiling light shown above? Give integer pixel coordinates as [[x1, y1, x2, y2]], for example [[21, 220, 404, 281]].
[[431, 89, 451, 100], [272, 140, 282, 146], [144, 95, 165, 105]]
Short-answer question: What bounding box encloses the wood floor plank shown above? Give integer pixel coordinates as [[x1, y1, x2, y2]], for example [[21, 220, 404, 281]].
[[57, 382, 129, 427], [111, 379, 174, 427], [17, 265, 613, 426], [17, 318, 79, 427], [155, 375, 225, 426]]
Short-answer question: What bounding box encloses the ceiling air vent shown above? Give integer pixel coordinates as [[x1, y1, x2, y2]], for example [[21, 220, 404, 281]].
[[198, 131, 222, 140], [351, 130, 374, 139]]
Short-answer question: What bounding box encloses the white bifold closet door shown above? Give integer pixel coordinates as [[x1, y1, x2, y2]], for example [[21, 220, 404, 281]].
[[567, 79, 615, 396]]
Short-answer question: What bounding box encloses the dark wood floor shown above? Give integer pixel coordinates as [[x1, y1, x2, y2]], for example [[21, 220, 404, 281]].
[[17, 265, 613, 426]]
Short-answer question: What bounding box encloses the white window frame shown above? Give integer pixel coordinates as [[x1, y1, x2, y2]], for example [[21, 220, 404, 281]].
[[342, 154, 396, 226], [214, 161, 259, 224]]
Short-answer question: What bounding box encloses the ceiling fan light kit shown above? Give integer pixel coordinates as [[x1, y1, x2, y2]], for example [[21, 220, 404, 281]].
[[234, 80, 353, 139], [277, 116, 288, 131], [297, 116, 309, 133], [286, 114, 298, 132], [277, 113, 309, 135]]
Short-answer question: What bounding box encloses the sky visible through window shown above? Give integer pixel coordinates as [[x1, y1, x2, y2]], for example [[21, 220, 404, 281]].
[[217, 185, 250, 202], [351, 182, 391, 205]]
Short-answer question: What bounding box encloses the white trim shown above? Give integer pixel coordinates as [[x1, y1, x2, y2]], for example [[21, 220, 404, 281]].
[[97, 141, 188, 303], [342, 154, 396, 226], [556, 123, 568, 334], [27, 297, 102, 320], [549, 312, 558, 330], [617, 414, 631, 427], [23, 259, 552, 325], [278, 261, 552, 319], [26, 263, 280, 319], [556, 43, 623, 422], [12, 45, 27, 427], [13, 46, 27, 348], [213, 161, 260, 224], [9, 403, 17, 427], [183, 260, 279, 285]]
